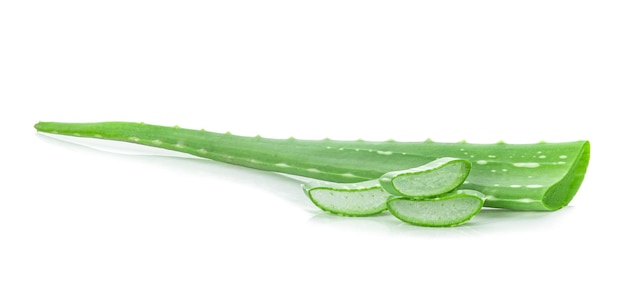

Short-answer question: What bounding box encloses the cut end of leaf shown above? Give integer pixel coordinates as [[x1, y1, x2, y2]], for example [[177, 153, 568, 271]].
[[542, 141, 590, 210]]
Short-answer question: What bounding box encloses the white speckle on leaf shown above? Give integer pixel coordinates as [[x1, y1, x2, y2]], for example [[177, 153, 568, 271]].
[[175, 142, 184, 148], [502, 169, 508, 172], [488, 155, 496, 158], [307, 168, 320, 173], [275, 163, 290, 168], [129, 137, 139, 142], [559, 155, 568, 159], [538, 155, 547, 159], [510, 184, 522, 188], [526, 184, 543, 188], [513, 162, 540, 168], [197, 148, 208, 154], [476, 160, 488, 165], [152, 139, 163, 145], [557, 161, 567, 165], [342, 173, 358, 178], [377, 150, 393, 155]]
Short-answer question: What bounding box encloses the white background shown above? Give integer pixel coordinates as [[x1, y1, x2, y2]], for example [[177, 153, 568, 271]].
[[1, 1, 625, 299]]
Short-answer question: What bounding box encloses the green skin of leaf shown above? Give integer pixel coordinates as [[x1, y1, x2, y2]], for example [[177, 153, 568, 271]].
[[34, 122, 590, 211]]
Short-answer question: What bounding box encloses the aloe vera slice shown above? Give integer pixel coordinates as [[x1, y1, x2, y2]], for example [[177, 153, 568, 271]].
[[379, 157, 470, 197], [302, 180, 387, 216], [387, 190, 485, 227], [303, 159, 468, 216]]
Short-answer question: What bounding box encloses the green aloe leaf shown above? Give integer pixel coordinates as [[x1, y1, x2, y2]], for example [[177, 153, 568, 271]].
[[34, 121, 590, 211]]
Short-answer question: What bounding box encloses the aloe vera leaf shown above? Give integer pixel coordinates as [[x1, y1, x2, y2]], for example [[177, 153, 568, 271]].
[[34, 121, 590, 211], [387, 190, 485, 227], [379, 157, 471, 197], [302, 180, 387, 216]]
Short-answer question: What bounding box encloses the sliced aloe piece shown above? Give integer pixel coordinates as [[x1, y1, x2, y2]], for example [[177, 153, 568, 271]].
[[302, 180, 387, 216], [387, 190, 485, 227], [379, 157, 471, 197]]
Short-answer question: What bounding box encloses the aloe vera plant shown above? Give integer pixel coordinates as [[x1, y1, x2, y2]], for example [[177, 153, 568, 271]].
[[34, 121, 590, 211]]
